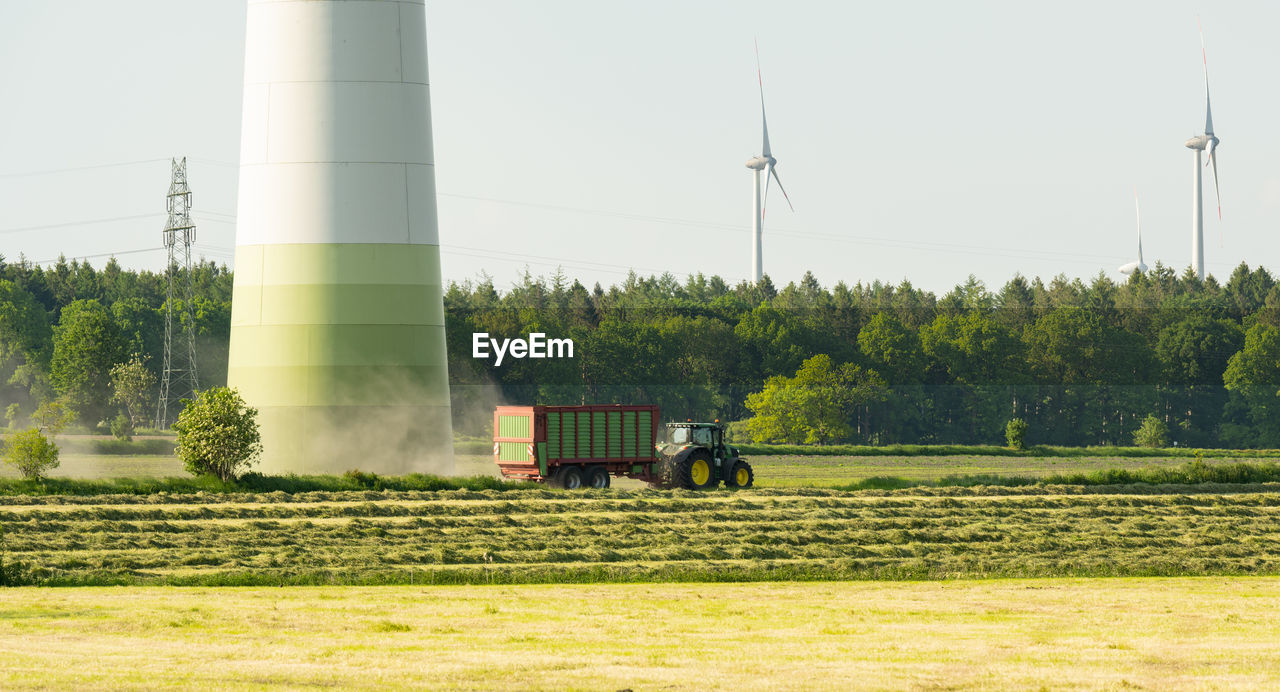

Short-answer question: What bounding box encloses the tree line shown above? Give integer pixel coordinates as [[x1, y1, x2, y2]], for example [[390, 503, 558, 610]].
[[6, 254, 1280, 449], [0, 256, 231, 431], [448, 264, 1280, 448]]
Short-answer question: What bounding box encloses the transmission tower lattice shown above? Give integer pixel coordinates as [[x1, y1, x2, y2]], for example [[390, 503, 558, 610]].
[[155, 157, 201, 429]]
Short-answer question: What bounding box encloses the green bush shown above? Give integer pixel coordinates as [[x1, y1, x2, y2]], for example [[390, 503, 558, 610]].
[[3, 427, 60, 480], [173, 387, 263, 482], [1133, 415, 1169, 448], [1005, 418, 1028, 450], [110, 413, 133, 442]]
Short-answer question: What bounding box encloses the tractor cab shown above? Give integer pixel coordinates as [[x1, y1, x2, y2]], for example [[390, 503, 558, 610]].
[[663, 422, 729, 460]]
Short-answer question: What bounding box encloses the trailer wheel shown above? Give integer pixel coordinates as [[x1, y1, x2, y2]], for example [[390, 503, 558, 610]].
[[557, 466, 584, 490], [726, 460, 754, 489], [584, 466, 611, 489], [676, 451, 717, 490]]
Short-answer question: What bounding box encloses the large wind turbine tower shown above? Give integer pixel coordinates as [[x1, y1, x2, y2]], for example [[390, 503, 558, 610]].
[[746, 41, 793, 283], [1184, 21, 1223, 281], [228, 0, 452, 474]]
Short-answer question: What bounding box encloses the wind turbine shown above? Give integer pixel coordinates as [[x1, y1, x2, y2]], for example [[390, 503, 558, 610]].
[[745, 40, 792, 283], [1118, 189, 1148, 276], [1184, 19, 1222, 281]]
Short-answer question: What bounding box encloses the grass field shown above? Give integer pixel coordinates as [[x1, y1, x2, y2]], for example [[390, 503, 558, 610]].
[[748, 454, 1275, 487], [6, 485, 1280, 586], [16, 450, 1278, 490], [1, 578, 1278, 690]]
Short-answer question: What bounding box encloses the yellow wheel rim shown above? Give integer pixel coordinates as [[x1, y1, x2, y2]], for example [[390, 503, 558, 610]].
[[691, 459, 710, 486], [736, 467, 749, 486]]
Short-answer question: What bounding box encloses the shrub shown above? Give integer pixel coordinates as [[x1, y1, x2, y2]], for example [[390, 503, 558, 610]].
[[1133, 415, 1169, 448], [110, 413, 134, 442], [31, 401, 72, 437], [1005, 418, 1028, 450], [3, 427, 60, 480], [344, 469, 384, 490], [173, 387, 263, 482], [109, 355, 155, 430]]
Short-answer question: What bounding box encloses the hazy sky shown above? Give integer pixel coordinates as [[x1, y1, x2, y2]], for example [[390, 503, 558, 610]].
[[2, 1, 1277, 295]]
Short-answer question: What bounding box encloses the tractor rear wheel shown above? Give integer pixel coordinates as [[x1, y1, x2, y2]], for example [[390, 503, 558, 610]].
[[676, 451, 717, 490], [726, 460, 754, 489], [584, 466, 611, 489]]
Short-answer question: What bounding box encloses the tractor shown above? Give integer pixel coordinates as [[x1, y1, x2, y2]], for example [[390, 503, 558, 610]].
[[656, 421, 753, 490]]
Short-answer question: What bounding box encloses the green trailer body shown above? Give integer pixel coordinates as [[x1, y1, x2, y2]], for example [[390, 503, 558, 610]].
[[493, 404, 661, 487]]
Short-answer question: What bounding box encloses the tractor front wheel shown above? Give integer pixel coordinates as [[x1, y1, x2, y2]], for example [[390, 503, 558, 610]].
[[726, 460, 754, 489], [677, 451, 717, 490]]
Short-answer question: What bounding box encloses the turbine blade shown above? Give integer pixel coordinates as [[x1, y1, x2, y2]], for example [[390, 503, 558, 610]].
[[1200, 18, 1214, 136], [1209, 149, 1222, 220], [1134, 187, 1143, 264], [762, 165, 771, 221], [770, 164, 794, 212], [756, 38, 771, 158]]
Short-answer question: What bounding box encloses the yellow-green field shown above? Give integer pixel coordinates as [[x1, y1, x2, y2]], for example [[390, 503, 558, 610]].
[[1, 578, 1277, 690]]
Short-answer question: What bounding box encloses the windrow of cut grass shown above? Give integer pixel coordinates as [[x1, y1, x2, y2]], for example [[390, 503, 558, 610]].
[[6, 460, 1280, 498], [828, 460, 1280, 490], [738, 442, 1280, 459], [5, 486, 1280, 586], [750, 454, 1280, 488], [0, 472, 531, 498]]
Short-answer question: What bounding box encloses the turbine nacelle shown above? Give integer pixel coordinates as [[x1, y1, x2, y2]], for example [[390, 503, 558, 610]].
[[745, 155, 773, 171], [1184, 134, 1217, 151], [1118, 260, 1148, 276]]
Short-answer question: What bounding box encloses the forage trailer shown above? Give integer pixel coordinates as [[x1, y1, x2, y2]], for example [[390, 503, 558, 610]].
[[492, 404, 753, 490]]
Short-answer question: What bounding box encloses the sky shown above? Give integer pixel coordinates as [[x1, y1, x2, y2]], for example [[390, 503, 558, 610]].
[[2, 0, 1278, 295]]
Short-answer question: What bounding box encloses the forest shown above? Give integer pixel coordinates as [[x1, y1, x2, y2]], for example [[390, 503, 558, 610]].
[[4, 253, 1280, 448]]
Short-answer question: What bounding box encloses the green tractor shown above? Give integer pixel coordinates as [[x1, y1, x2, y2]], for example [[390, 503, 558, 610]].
[[656, 421, 754, 490]]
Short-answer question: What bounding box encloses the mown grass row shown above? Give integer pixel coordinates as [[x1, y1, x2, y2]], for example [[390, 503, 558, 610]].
[[0, 471, 528, 498], [6, 488, 1280, 586], [829, 461, 1280, 490], [7, 461, 1280, 498], [738, 443, 1280, 459]]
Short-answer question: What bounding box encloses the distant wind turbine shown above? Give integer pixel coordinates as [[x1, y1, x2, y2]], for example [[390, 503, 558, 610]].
[[1118, 189, 1148, 276], [1184, 19, 1222, 281], [745, 39, 793, 283]]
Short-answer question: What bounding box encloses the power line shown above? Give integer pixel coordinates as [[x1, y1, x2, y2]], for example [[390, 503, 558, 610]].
[[0, 213, 161, 236], [0, 157, 240, 179], [24, 247, 165, 265], [188, 157, 239, 169], [440, 247, 664, 277], [0, 210, 231, 235], [0, 158, 169, 179]]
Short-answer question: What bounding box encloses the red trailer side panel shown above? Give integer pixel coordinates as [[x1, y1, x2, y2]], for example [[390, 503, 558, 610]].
[[492, 404, 660, 482]]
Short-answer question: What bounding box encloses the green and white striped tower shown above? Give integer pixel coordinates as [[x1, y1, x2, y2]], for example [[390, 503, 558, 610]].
[[229, 0, 452, 474]]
